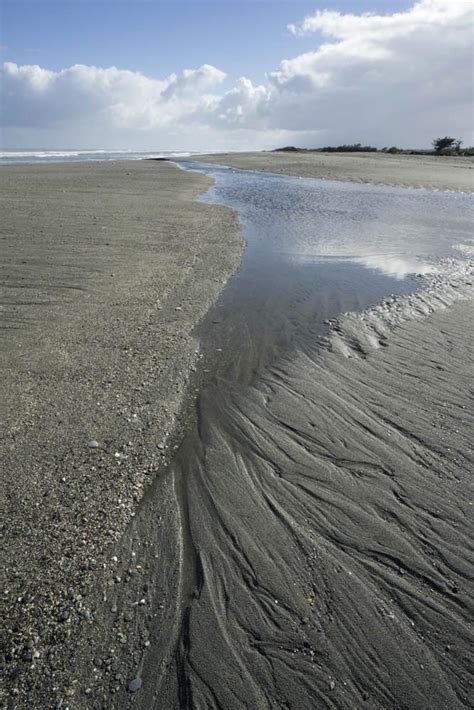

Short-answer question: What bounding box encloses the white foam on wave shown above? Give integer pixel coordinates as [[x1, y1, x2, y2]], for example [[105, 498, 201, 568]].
[[453, 242, 474, 256], [0, 149, 112, 158], [0, 149, 209, 164]]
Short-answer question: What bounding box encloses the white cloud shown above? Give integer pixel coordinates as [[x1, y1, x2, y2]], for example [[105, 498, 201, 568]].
[[287, 0, 471, 38], [161, 64, 226, 99], [213, 77, 270, 127], [236, 0, 474, 145], [1, 0, 473, 149], [1, 61, 225, 131]]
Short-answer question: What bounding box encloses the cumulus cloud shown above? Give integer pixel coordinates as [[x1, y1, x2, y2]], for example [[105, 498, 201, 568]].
[[224, 0, 473, 145], [213, 77, 270, 128], [161, 64, 226, 99], [1, 0, 473, 149], [1, 61, 225, 130], [287, 0, 471, 37]]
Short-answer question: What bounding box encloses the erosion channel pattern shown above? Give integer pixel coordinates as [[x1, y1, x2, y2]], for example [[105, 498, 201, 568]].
[[88, 166, 473, 709]]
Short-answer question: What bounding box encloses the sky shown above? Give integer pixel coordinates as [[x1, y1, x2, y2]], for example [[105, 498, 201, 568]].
[[1, 0, 473, 150]]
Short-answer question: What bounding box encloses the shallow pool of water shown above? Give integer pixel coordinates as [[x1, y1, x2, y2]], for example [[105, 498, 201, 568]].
[[180, 162, 472, 383]]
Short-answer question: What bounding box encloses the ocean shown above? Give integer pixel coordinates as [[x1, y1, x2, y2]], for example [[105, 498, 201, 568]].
[[0, 149, 205, 165]]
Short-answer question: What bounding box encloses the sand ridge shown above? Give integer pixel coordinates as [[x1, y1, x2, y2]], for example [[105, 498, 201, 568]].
[[186, 150, 474, 192]]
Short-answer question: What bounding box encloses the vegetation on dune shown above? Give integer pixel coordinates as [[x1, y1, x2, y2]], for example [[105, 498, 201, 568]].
[[319, 143, 378, 153], [431, 136, 462, 154], [274, 138, 474, 156]]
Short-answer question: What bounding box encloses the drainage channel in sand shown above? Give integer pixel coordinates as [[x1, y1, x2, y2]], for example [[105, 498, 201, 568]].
[[82, 165, 473, 708]]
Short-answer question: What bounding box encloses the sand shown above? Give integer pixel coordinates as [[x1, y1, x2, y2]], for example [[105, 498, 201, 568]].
[[1, 155, 473, 708], [0, 160, 243, 706], [187, 150, 474, 192], [69, 286, 473, 709]]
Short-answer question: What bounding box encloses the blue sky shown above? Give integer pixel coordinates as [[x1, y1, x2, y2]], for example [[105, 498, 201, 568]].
[[1, 1, 472, 150], [2, 1, 413, 85]]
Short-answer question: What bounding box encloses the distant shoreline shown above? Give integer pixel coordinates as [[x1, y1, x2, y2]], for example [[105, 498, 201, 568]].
[[184, 150, 474, 192], [272, 144, 474, 157]]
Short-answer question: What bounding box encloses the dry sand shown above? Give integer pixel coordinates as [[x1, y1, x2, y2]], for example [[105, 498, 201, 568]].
[[0, 160, 243, 706], [187, 150, 474, 192], [1, 155, 473, 709]]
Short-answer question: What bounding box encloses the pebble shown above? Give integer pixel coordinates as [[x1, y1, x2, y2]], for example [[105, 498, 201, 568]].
[[329, 680, 336, 690], [82, 609, 93, 622], [87, 441, 99, 449], [127, 677, 142, 693]]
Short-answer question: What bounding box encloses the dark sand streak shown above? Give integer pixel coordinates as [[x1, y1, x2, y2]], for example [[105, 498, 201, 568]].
[[78, 298, 473, 708], [179, 303, 473, 708]]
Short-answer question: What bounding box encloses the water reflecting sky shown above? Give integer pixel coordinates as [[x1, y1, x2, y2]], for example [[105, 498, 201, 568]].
[[197, 164, 472, 272], [180, 162, 473, 381]]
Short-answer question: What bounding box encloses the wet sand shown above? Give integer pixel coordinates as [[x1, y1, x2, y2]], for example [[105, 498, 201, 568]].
[[0, 160, 243, 706], [1, 156, 473, 709], [187, 151, 474, 192], [72, 286, 473, 709]]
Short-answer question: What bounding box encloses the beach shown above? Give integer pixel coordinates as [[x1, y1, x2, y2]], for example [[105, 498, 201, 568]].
[[1, 160, 243, 706], [1, 154, 473, 708], [187, 150, 474, 192]]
